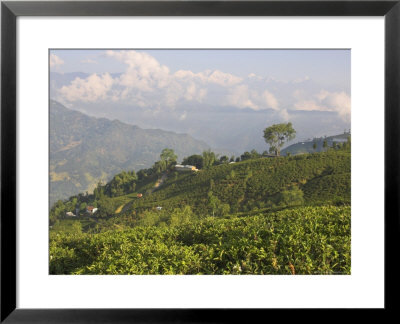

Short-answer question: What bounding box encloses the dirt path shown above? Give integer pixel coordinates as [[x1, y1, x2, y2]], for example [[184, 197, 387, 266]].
[[151, 172, 168, 193], [115, 204, 124, 214], [114, 173, 168, 214]]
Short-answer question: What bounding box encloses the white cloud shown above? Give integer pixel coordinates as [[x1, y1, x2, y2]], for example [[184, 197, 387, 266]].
[[54, 50, 348, 120], [57, 50, 245, 108], [59, 73, 114, 102], [174, 69, 241, 87], [81, 59, 97, 64], [207, 70, 242, 87], [226, 85, 258, 110], [183, 82, 207, 102], [318, 90, 351, 121], [294, 100, 326, 111], [106, 50, 170, 91], [50, 54, 64, 68], [262, 90, 279, 110], [293, 89, 351, 121]]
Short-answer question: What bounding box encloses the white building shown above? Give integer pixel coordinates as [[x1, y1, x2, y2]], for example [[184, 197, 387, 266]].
[[175, 164, 198, 172], [86, 206, 98, 214]]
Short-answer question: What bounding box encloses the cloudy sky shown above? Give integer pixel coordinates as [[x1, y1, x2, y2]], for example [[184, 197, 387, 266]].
[[50, 49, 350, 153]]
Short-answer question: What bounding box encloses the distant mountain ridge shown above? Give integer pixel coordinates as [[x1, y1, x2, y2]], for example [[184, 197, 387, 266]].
[[281, 132, 351, 155], [50, 100, 210, 205]]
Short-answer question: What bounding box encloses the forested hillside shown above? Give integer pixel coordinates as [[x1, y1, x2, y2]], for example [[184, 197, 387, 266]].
[[50, 100, 210, 204], [282, 132, 351, 155]]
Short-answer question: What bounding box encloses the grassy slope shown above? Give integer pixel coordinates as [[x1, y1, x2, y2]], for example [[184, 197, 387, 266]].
[[116, 150, 350, 216]]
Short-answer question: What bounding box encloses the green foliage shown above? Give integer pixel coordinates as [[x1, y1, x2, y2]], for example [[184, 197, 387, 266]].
[[303, 173, 351, 205], [96, 197, 117, 218], [182, 154, 204, 169], [323, 139, 328, 151], [277, 186, 304, 207], [263, 123, 296, 156], [160, 148, 177, 163], [202, 150, 217, 169], [105, 171, 137, 197], [169, 206, 194, 227], [219, 155, 229, 164], [130, 150, 350, 216], [50, 205, 351, 275]]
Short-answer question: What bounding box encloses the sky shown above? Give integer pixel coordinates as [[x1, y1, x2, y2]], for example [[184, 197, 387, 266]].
[[49, 49, 351, 153], [50, 49, 350, 88]]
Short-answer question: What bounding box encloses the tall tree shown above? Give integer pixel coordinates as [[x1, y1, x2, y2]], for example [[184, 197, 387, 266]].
[[263, 122, 296, 156], [158, 148, 177, 172], [323, 139, 328, 151], [160, 148, 177, 163], [219, 155, 229, 164], [202, 150, 216, 169]]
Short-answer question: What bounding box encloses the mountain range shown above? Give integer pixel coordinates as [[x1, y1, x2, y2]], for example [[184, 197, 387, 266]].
[[50, 100, 210, 205]]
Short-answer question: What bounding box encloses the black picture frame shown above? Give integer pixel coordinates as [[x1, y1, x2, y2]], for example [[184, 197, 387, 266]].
[[1, 0, 399, 322]]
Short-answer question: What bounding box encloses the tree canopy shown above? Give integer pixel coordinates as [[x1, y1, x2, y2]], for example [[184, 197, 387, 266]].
[[263, 122, 296, 156], [160, 148, 177, 163], [182, 154, 204, 169]]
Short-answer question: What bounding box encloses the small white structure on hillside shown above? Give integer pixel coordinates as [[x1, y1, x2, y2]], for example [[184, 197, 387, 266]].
[[86, 206, 98, 214], [175, 164, 198, 172], [332, 138, 348, 143], [156, 206, 162, 211], [66, 211, 76, 217]]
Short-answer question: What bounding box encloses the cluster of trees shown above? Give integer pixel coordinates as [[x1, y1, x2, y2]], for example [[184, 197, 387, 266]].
[[181, 150, 235, 169], [313, 135, 351, 152], [105, 171, 137, 197], [181, 149, 264, 170]]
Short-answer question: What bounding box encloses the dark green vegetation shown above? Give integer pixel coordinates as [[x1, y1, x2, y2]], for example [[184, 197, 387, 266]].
[[282, 131, 351, 155], [50, 100, 210, 205], [50, 138, 351, 275]]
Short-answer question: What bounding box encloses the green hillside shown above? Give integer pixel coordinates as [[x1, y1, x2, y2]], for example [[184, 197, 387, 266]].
[[50, 100, 210, 205], [282, 132, 351, 155], [121, 150, 350, 217], [50, 147, 351, 275]]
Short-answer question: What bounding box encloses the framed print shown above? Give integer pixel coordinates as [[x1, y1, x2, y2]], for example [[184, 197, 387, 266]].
[[1, 0, 399, 322]]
